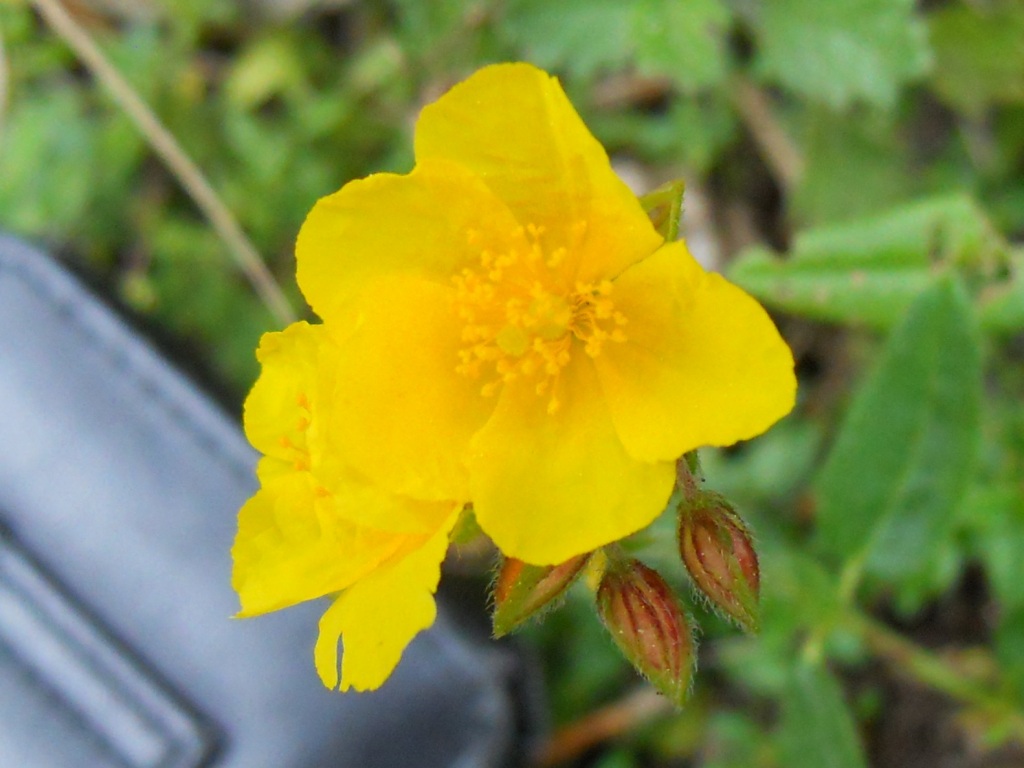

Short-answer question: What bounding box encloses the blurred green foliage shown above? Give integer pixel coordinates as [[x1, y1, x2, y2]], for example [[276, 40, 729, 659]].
[[2, 1, 1024, 765]]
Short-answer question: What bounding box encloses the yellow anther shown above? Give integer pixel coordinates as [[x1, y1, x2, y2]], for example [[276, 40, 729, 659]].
[[547, 247, 567, 268], [451, 223, 628, 413]]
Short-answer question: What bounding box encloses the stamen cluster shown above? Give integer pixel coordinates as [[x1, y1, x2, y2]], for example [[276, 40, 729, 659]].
[[451, 225, 628, 413]]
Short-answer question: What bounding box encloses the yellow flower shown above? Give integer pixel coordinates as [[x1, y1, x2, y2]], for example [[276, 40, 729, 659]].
[[233, 62, 795, 692], [295, 63, 795, 565]]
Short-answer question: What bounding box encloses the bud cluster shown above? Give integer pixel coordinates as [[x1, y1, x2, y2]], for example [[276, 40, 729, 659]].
[[487, 458, 762, 707]]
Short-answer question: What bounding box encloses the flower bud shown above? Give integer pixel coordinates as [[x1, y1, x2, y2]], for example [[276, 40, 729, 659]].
[[596, 560, 694, 705], [492, 553, 590, 637], [678, 492, 760, 633]]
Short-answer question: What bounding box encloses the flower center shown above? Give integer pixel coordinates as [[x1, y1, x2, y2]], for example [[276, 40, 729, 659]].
[[451, 224, 627, 413]]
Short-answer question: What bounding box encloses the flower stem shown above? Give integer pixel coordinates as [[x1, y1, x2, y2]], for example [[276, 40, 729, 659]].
[[849, 610, 1024, 741]]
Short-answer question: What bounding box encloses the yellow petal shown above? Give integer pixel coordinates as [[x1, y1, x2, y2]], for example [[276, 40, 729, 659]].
[[468, 355, 674, 565], [314, 510, 458, 691], [243, 321, 325, 460], [296, 158, 526, 324], [242, 321, 453, 534], [595, 240, 797, 462], [232, 473, 406, 616], [328, 274, 492, 502], [414, 62, 662, 283]]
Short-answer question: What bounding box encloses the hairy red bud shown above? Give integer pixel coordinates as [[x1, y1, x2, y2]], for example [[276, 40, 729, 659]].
[[596, 560, 694, 705], [492, 553, 590, 637], [678, 492, 760, 632]]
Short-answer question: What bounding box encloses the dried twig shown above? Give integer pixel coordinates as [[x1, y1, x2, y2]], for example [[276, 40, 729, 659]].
[[731, 77, 804, 192], [30, 0, 296, 326], [0, 12, 9, 145], [533, 687, 673, 767]]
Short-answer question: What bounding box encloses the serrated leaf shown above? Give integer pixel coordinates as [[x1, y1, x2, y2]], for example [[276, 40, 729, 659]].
[[754, 0, 930, 108], [728, 195, 1005, 328], [815, 278, 982, 583], [778, 661, 867, 768], [500, 0, 634, 78], [929, 1, 1024, 115], [632, 0, 731, 92]]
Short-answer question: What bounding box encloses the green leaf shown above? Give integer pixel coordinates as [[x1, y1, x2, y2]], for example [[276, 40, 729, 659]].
[[389, 0, 486, 66], [225, 33, 308, 110], [0, 87, 97, 237], [638, 179, 685, 240], [500, 0, 634, 78], [716, 536, 845, 698], [754, 0, 930, 108], [964, 484, 1024, 610], [994, 606, 1024, 701], [928, 1, 1024, 115], [778, 660, 867, 768], [728, 195, 1005, 328], [700, 417, 822, 506], [589, 94, 738, 171], [632, 0, 731, 92], [980, 250, 1024, 333], [701, 712, 768, 768], [793, 108, 912, 225], [815, 277, 982, 583]]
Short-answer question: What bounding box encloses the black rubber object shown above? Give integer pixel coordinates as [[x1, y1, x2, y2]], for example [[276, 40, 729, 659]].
[[0, 234, 529, 768]]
